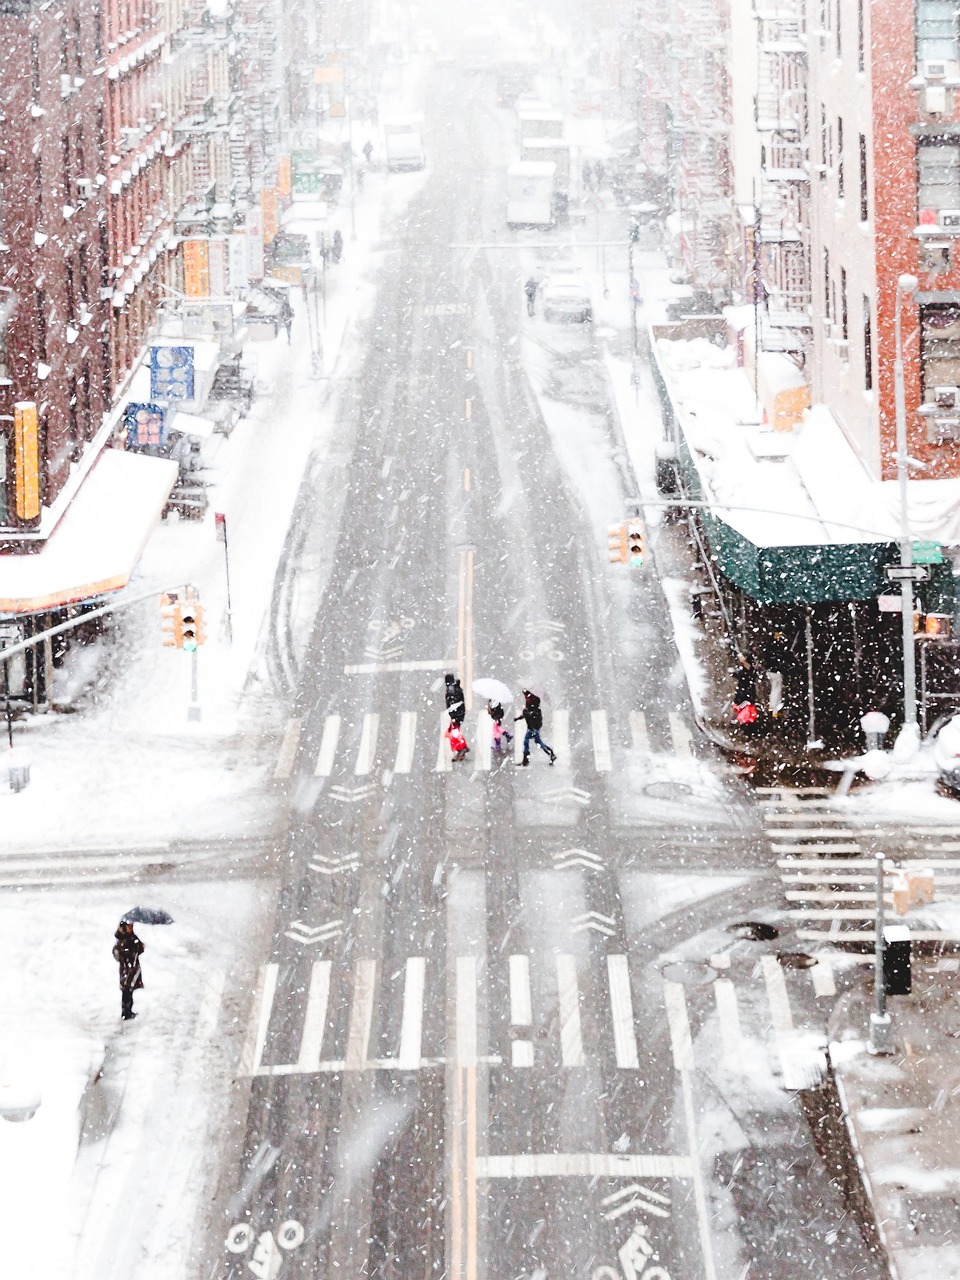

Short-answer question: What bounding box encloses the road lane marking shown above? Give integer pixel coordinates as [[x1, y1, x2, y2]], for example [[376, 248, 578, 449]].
[[344, 658, 455, 674], [556, 953, 584, 1066], [394, 711, 417, 774], [713, 978, 744, 1072], [509, 955, 534, 1067], [466, 1066, 478, 1280], [663, 981, 694, 1070], [451, 1066, 463, 1280], [761, 954, 823, 1088], [811, 959, 836, 997], [552, 709, 570, 759], [514, 720, 525, 763], [668, 712, 693, 757], [601, 1183, 671, 1220], [475, 1154, 693, 1178], [628, 709, 649, 753], [456, 956, 477, 1065], [680, 1067, 719, 1280], [607, 955, 639, 1069], [398, 957, 425, 1069], [274, 718, 301, 779], [591, 710, 612, 771], [314, 714, 341, 776], [344, 958, 376, 1070], [354, 713, 379, 775], [240, 963, 278, 1076], [436, 715, 452, 772], [463, 467, 471, 491], [298, 960, 331, 1071], [477, 709, 492, 771]]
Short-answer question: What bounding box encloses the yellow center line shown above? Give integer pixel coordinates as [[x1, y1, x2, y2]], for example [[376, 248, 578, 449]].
[[464, 399, 472, 420], [463, 467, 471, 491], [466, 349, 473, 369]]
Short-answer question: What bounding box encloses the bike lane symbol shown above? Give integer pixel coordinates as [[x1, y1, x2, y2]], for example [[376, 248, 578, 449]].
[[225, 1220, 305, 1277]]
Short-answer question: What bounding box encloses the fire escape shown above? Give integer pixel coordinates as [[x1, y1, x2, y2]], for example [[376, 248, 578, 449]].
[[754, 3, 811, 350], [672, 0, 734, 295]]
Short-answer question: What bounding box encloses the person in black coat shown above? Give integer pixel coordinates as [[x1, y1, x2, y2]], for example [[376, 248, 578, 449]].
[[444, 673, 466, 726], [113, 920, 145, 1020], [515, 690, 556, 766]]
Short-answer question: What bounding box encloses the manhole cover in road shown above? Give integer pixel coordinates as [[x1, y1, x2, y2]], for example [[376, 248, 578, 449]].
[[726, 920, 780, 942], [777, 951, 818, 970], [643, 780, 694, 800], [659, 961, 717, 986]]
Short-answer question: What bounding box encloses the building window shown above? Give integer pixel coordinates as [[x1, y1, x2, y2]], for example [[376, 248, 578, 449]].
[[918, 138, 960, 214], [824, 248, 831, 319], [841, 268, 848, 339], [921, 305, 960, 396], [835, 0, 842, 58], [863, 296, 872, 390], [857, 0, 865, 71], [918, 0, 960, 63], [820, 104, 828, 172], [837, 117, 844, 198], [859, 134, 868, 221]]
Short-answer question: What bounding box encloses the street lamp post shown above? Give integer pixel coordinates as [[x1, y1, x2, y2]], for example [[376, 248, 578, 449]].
[[869, 850, 894, 1054], [894, 272, 920, 742]]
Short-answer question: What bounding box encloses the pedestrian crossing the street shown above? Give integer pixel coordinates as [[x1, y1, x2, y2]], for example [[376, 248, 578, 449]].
[[274, 706, 702, 781], [239, 945, 825, 1088], [758, 786, 960, 942]]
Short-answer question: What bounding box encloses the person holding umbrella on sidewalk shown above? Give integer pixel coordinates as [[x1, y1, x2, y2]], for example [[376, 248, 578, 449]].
[[515, 689, 556, 766], [113, 920, 145, 1021]]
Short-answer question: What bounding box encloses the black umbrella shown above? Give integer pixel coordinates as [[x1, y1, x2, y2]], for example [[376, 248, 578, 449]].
[[121, 907, 175, 925]]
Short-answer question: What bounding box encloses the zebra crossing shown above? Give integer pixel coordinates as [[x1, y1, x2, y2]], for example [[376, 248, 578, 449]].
[[273, 706, 699, 781], [758, 786, 960, 942], [239, 945, 827, 1088]]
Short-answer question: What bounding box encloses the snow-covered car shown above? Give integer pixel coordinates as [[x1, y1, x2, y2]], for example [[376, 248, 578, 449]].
[[539, 276, 592, 323], [934, 714, 960, 796]]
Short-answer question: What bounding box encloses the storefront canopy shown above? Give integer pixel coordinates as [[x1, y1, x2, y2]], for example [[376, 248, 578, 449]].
[[0, 450, 178, 615]]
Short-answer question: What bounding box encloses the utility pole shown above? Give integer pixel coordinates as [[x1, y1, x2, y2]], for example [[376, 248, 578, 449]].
[[869, 850, 894, 1053]]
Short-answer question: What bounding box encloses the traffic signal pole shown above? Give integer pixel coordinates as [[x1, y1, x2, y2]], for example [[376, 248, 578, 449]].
[[188, 647, 201, 722]]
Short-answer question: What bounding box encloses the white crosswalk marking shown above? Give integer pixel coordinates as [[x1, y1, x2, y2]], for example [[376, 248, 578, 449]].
[[345, 959, 376, 1069], [810, 958, 836, 997], [457, 956, 478, 1065], [298, 960, 331, 1071], [761, 955, 823, 1089], [662, 981, 693, 1070], [556, 953, 584, 1066], [274, 718, 301, 780], [591, 710, 612, 772], [436, 715, 452, 772], [607, 955, 639, 1069], [477, 709, 493, 771], [241, 963, 278, 1076], [394, 712, 417, 774], [629, 710, 649, 754], [509, 954, 534, 1067], [713, 978, 744, 1072], [398, 957, 425, 1069], [315, 715, 341, 777], [552, 709, 570, 759], [514, 720, 525, 763], [668, 712, 692, 757], [355, 713, 380, 775]]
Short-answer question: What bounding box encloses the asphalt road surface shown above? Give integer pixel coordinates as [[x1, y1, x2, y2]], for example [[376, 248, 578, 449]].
[[206, 63, 887, 1280]]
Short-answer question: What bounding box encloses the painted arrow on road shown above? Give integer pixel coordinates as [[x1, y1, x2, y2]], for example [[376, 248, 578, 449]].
[[552, 848, 604, 871], [570, 910, 617, 937], [284, 919, 344, 946], [308, 852, 360, 876]]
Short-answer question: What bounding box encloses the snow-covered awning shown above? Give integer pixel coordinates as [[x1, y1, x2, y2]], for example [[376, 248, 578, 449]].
[[0, 450, 178, 615]]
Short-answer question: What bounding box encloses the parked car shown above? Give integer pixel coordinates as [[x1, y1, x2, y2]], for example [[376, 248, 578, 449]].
[[540, 275, 592, 323], [934, 714, 960, 796]]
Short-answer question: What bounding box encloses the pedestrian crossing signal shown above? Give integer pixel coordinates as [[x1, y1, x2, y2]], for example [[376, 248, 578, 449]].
[[159, 592, 181, 647], [924, 613, 953, 638], [627, 522, 645, 568], [179, 600, 206, 652], [607, 522, 628, 564]]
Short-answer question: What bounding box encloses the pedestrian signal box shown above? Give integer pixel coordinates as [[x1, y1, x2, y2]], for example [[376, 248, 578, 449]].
[[160, 592, 181, 647], [627, 522, 645, 568], [179, 600, 206, 652], [924, 613, 953, 638], [608, 522, 628, 564]]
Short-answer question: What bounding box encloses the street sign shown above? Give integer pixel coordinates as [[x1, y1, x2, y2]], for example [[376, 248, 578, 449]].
[[877, 593, 903, 613], [913, 540, 944, 565], [885, 565, 928, 582]]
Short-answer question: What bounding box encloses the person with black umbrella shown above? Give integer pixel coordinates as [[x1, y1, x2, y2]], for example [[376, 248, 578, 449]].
[[112, 920, 145, 1021]]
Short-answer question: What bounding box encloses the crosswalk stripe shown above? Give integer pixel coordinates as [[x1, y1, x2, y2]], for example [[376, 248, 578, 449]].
[[241, 963, 278, 1076], [436, 716, 452, 772], [315, 715, 341, 777], [668, 712, 693, 757], [629, 710, 649, 753], [761, 955, 822, 1089], [713, 978, 744, 1072], [663, 981, 694, 1070], [514, 720, 525, 763], [394, 712, 417, 774], [398, 957, 425, 1069], [810, 959, 836, 997], [607, 954, 639, 1069], [553, 709, 570, 759], [477, 710, 493, 771], [355, 713, 380, 775], [274, 718, 302, 780], [345, 959, 376, 1069], [557, 954, 584, 1066], [509, 954, 534, 1068], [298, 960, 331, 1070], [457, 956, 478, 1065], [591, 710, 612, 772]]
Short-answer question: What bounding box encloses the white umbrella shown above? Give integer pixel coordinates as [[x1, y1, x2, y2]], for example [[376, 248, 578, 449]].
[[472, 678, 513, 706]]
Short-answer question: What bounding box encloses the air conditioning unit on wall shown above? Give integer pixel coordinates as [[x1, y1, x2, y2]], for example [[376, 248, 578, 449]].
[[934, 385, 960, 409], [924, 59, 949, 80], [940, 209, 960, 228]]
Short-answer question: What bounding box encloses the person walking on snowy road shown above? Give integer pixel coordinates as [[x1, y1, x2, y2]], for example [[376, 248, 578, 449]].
[[445, 720, 470, 762], [515, 690, 556, 766], [488, 700, 513, 755], [445, 673, 466, 726], [524, 277, 539, 316], [113, 920, 145, 1021]]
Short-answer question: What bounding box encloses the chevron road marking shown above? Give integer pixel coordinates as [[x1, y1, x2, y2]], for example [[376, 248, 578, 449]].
[[557, 953, 584, 1066], [629, 710, 649, 754], [314, 715, 341, 777], [543, 785, 591, 806], [571, 910, 616, 937], [274, 718, 301, 780], [393, 711, 417, 774], [284, 919, 344, 946], [329, 781, 378, 803], [308, 852, 360, 876], [607, 954, 639, 1069], [551, 848, 604, 871], [355, 713, 380, 775], [601, 1183, 672, 1221], [591, 709, 612, 772]]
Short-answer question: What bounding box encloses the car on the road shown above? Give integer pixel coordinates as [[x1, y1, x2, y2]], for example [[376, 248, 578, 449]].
[[539, 275, 592, 323]]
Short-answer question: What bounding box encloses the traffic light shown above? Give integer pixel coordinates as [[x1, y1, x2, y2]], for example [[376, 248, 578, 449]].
[[608, 522, 628, 564], [179, 599, 206, 652], [925, 613, 953, 638], [627, 521, 645, 568], [160, 592, 181, 647]]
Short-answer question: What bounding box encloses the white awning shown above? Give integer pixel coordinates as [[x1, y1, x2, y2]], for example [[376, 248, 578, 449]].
[[0, 450, 178, 614]]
